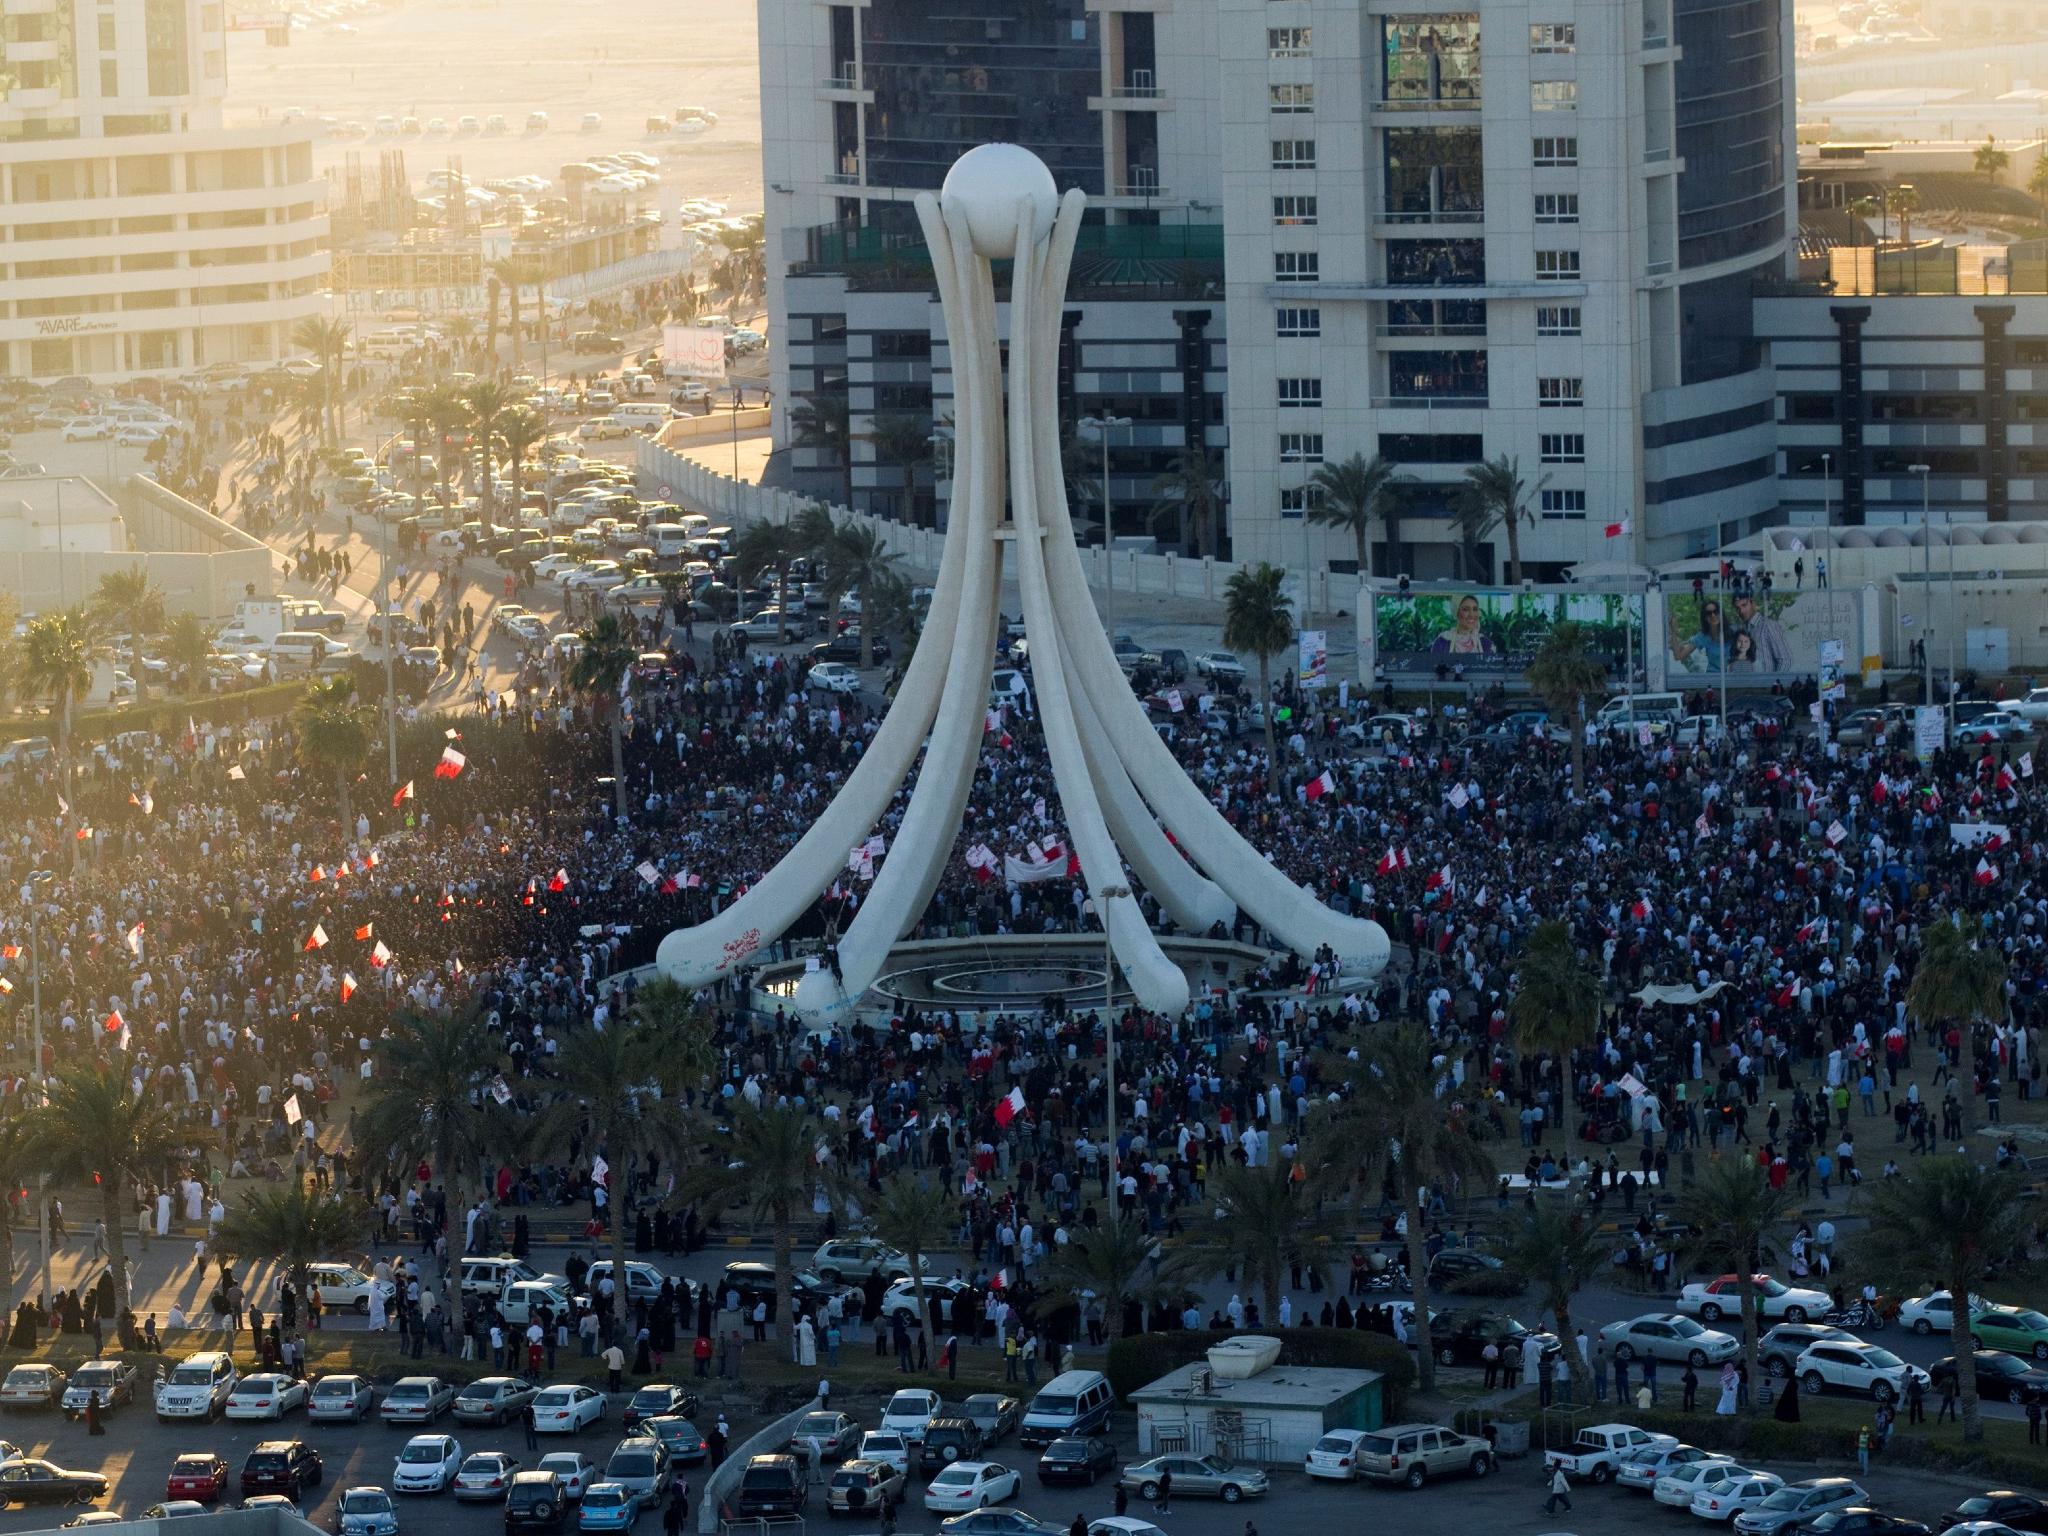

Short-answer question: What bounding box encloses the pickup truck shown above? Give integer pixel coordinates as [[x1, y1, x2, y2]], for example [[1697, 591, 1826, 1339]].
[[1543, 1423, 1678, 1484]]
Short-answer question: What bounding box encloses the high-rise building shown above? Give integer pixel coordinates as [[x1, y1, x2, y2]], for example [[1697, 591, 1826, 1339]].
[[0, 0, 328, 380]]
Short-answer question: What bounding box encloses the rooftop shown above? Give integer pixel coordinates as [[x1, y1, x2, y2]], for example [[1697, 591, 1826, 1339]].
[[1130, 1360, 1380, 1410]]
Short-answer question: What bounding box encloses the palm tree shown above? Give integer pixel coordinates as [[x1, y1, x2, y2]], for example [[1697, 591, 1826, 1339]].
[[20, 609, 94, 780], [1042, 1214, 1165, 1343], [354, 1007, 499, 1341], [567, 614, 640, 816], [1150, 446, 1224, 558], [1674, 1157, 1795, 1408], [675, 1105, 836, 1343], [1865, 1159, 2030, 1443], [289, 316, 351, 443], [293, 675, 374, 831], [1499, 1203, 1605, 1400], [1974, 135, 2010, 185], [529, 978, 711, 1338], [2029, 158, 2048, 230], [1308, 454, 1403, 580], [91, 568, 166, 705], [1509, 920, 1603, 1069], [1906, 914, 2006, 1137], [1322, 1023, 1498, 1391], [497, 406, 546, 531], [822, 521, 902, 670], [421, 383, 470, 505], [491, 256, 547, 362], [484, 272, 503, 367], [34, 1065, 180, 1312], [1456, 455, 1549, 587], [161, 612, 213, 695], [735, 519, 805, 643], [215, 1188, 369, 1321], [1222, 563, 1294, 795], [1168, 1161, 1348, 1328], [861, 1174, 957, 1363], [865, 572, 924, 659], [791, 395, 852, 506], [461, 380, 515, 521], [1527, 621, 1608, 796], [861, 412, 934, 527]]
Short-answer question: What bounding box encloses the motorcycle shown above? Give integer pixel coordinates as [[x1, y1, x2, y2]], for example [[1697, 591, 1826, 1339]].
[[1821, 1298, 1886, 1330]]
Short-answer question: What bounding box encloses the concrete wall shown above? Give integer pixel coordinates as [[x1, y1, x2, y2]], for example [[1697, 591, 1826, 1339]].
[[2, 478, 273, 620], [696, 1395, 821, 1535]]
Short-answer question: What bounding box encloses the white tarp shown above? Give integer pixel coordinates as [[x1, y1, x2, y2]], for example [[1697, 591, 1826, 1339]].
[[1632, 981, 1729, 1007]]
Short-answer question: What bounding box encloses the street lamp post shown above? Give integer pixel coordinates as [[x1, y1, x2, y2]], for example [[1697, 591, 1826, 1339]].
[[1097, 881, 1131, 1203], [1079, 415, 1131, 641], [1911, 464, 1932, 705], [21, 872, 52, 1309]]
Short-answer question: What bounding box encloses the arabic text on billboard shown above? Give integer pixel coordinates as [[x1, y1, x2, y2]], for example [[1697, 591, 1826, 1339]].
[[1374, 590, 1644, 675]]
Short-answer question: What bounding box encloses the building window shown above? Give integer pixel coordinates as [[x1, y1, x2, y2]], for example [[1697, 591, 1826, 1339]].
[[1533, 136, 1579, 166], [100, 60, 119, 94], [1276, 306, 1322, 338], [1280, 483, 1326, 518], [1268, 26, 1312, 57], [1271, 139, 1317, 170], [1536, 305, 1582, 336], [1274, 251, 1320, 283], [1277, 377, 1324, 409], [1531, 81, 1579, 111], [1540, 433, 1586, 463], [1539, 489, 1588, 519], [1273, 195, 1319, 226], [1535, 249, 1581, 280], [1534, 192, 1579, 224], [97, 13, 117, 48], [1530, 22, 1576, 51], [1269, 83, 1315, 114], [1539, 376, 1585, 407], [1388, 351, 1489, 403], [1278, 433, 1326, 463], [1382, 15, 1481, 106]]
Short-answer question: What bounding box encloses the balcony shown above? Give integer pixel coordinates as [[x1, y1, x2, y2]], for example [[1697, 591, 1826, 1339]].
[[820, 75, 858, 90], [4, 38, 58, 62], [1, 0, 59, 16]]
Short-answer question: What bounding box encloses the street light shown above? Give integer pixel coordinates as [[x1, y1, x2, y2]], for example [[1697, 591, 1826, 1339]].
[[1911, 464, 1933, 705], [19, 871, 52, 1308], [1093, 882, 1132, 1202], [1079, 415, 1131, 641]]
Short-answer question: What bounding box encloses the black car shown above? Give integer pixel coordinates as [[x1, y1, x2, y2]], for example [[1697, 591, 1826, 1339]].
[[0, 1459, 109, 1506], [1036, 1436, 1117, 1486], [239, 1441, 323, 1500], [504, 1471, 567, 1532], [622, 1385, 699, 1431], [717, 1263, 845, 1320], [732, 1455, 807, 1519], [920, 1417, 986, 1469], [1758, 1323, 1859, 1379], [1939, 1494, 2048, 1535], [1799, 1510, 1930, 1536], [812, 633, 892, 667], [1931, 1352, 2048, 1405], [1430, 1310, 1558, 1370]]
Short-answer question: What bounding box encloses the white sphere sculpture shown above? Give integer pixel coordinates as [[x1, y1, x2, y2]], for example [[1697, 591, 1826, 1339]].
[[940, 144, 1059, 259]]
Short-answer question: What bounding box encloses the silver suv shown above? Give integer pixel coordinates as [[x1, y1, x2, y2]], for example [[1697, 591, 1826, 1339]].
[[1354, 1422, 1494, 1489]]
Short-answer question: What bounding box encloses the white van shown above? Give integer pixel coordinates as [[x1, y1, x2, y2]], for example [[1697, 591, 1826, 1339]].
[[1594, 692, 1685, 730], [676, 513, 711, 539], [1018, 1369, 1112, 1447], [499, 1276, 575, 1326], [613, 403, 674, 430], [646, 523, 693, 559], [263, 631, 329, 676]]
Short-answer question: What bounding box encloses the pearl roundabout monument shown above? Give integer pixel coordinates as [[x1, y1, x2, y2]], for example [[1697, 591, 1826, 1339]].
[[655, 145, 1390, 1023]]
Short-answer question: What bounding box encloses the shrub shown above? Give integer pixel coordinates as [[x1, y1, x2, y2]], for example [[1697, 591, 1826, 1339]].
[[1104, 1328, 1416, 1420]]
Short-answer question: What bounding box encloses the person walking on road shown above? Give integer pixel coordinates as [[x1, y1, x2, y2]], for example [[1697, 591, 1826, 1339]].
[[522, 1402, 538, 1451], [1154, 1467, 1172, 1515], [1545, 1467, 1572, 1517]]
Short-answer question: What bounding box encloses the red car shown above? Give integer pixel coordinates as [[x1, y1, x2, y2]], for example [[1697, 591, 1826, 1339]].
[[166, 1453, 229, 1503]]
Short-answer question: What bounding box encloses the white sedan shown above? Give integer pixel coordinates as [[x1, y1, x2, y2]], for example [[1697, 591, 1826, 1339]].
[[306, 1264, 395, 1315], [1899, 1290, 1985, 1336], [1600, 1313, 1740, 1367], [1655, 1461, 1745, 1509], [392, 1435, 464, 1494], [1677, 1275, 1831, 1325], [452, 1452, 522, 1501], [1691, 1471, 1785, 1521], [225, 1374, 311, 1420], [923, 1462, 1020, 1514], [1616, 1443, 1716, 1491], [531, 1385, 606, 1434], [807, 662, 861, 695], [536, 1452, 595, 1499], [881, 1277, 971, 1322]]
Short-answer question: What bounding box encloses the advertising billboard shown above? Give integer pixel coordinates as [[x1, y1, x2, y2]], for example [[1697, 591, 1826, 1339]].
[[662, 324, 728, 381], [1373, 589, 1645, 675]]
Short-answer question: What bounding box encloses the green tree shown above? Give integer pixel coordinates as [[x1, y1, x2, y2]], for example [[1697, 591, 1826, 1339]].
[[1865, 1159, 2030, 1443], [1168, 1161, 1348, 1329], [822, 521, 903, 670], [676, 1105, 837, 1344], [1508, 919, 1603, 1068], [1499, 1202, 1605, 1400], [421, 382, 470, 505], [864, 571, 924, 660], [734, 518, 805, 643], [1906, 915, 2006, 1138], [354, 1007, 500, 1341], [289, 315, 351, 443], [215, 1188, 370, 1322], [90, 567, 166, 705], [161, 612, 214, 694], [491, 256, 547, 362], [1675, 1157, 1795, 1409], [791, 395, 852, 507], [1527, 621, 1608, 796], [34, 1065, 180, 1312], [292, 675, 374, 832], [1042, 1214, 1165, 1343], [1222, 563, 1294, 795], [529, 978, 711, 1338], [21, 609, 94, 781], [860, 1174, 958, 1362], [461, 379, 515, 521], [1149, 446, 1223, 558], [1975, 135, 2010, 185], [1455, 455, 1549, 587], [1308, 453, 1403, 580], [861, 412, 934, 528], [497, 406, 547, 532], [567, 614, 641, 817], [2029, 157, 2048, 229]]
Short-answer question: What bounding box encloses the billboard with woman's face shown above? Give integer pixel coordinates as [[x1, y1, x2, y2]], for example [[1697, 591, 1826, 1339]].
[[1373, 589, 1646, 674]]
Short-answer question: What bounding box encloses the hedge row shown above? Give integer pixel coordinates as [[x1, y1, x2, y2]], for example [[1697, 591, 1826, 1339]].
[[1, 680, 311, 748], [1104, 1328, 1416, 1420]]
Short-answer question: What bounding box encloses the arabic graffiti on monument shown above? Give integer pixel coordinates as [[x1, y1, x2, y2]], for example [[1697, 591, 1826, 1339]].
[[715, 929, 761, 972]]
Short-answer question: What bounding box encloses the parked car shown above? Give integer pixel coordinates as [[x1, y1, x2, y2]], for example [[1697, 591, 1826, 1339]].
[[576, 1483, 640, 1532], [455, 1378, 541, 1426], [1794, 1341, 1927, 1403], [1653, 1460, 1746, 1509], [336, 1486, 399, 1536], [392, 1435, 464, 1494], [506, 1470, 569, 1532], [1757, 1324, 1859, 1379], [1732, 1477, 1869, 1536], [812, 1239, 927, 1283], [1351, 1423, 1493, 1489], [807, 661, 862, 695], [0, 1461, 107, 1507], [1900, 1291, 1986, 1336], [0, 1365, 65, 1410], [960, 1395, 1020, 1445], [226, 1374, 310, 1420], [535, 1453, 596, 1501], [1931, 1352, 2048, 1405], [532, 1386, 607, 1435], [628, 1417, 707, 1464], [1691, 1470, 1786, 1521], [380, 1378, 457, 1425], [923, 1462, 1020, 1514], [59, 1361, 137, 1419], [621, 1385, 698, 1431], [1972, 1306, 2048, 1360], [308, 1375, 376, 1423], [454, 1453, 523, 1502], [1618, 1443, 1718, 1492], [239, 1441, 323, 1500], [165, 1454, 229, 1503], [1937, 1494, 2048, 1535], [921, 1417, 987, 1469], [1544, 1423, 1679, 1483], [731, 1455, 807, 1519], [1036, 1436, 1117, 1487], [858, 1431, 912, 1477], [792, 1411, 863, 1464], [1117, 1456, 1268, 1503], [1678, 1274, 1831, 1325], [827, 1459, 904, 1516], [1194, 651, 1246, 682], [880, 1390, 942, 1442], [1801, 1510, 1931, 1536], [1599, 1313, 1740, 1368]]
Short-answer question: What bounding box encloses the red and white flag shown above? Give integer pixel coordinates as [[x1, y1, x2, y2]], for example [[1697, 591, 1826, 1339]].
[[1375, 846, 1401, 876], [434, 746, 467, 779], [304, 924, 329, 951], [0, 978, 11, 994], [548, 868, 569, 893], [354, 923, 374, 941], [370, 940, 393, 968], [309, 865, 327, 883], [1303, 770, 1336, 803], [1604, 518, 1632, 540], [1976, 857, 2001, 886], [340, 972, 358, 1003], [993, 1087, 1026, 1127], [103, 1008, 124, 1035], [1425, 864, 1453, 893], [392, 780, 415, 807], [1631, 896, 1653, 922], [1996, 764, 2015, 791]]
